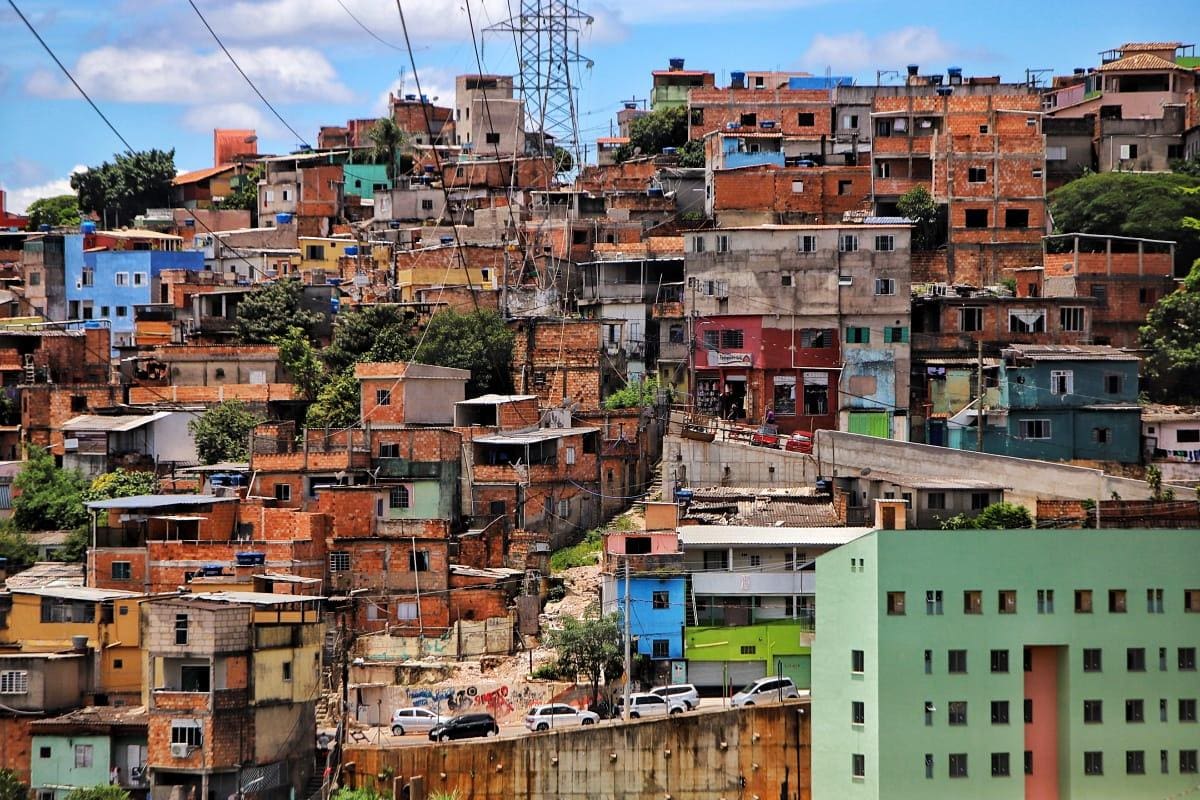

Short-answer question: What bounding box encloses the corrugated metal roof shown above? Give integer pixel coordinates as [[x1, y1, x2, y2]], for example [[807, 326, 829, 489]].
[[863, 216, 914, 225], [860, 469, 1010, 490], [1003, 344, 1140, 361], [85, 494, 236, 510], [475, 427, 598, 445], [63, 412, 173, 432], [678, 526, 873, 547], [4, 562, 84, 590], [456, 394, 538, 405], [189, 591, 324, 605], [15, 586, 141, 601]]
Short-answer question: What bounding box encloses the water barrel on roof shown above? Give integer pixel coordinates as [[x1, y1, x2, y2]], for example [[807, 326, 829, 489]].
[[440, 235, 454, 245], [344, 246, 358, 256], [80, 220, 97, 235], [275, 213, 294, 225], [235, 552, 265, 566], [38, 224, 51, 232]]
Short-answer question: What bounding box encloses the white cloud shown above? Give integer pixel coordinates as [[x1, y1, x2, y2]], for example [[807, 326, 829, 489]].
[[26, 46, 352, 105], [180, 102, 285, 139], [1, 165, 87, 215], [596, 0, 826, 24], [800, 26, 959, 74]]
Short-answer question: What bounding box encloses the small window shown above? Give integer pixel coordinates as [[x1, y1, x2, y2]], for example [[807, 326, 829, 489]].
[[838, 180, 853, 195], [1024, 698, 1033, 723], [991, 752, 1010, 777], [1180, 699, 1197, 721], [998, 590, 1017, 614], [1084, 699, 1103, 723], [851, 649, 865, 673], [1025, 752, 1033, 776], [926, 492, 946, 510], [948, 701, 967, 725], [74, 744, 93, 768], [852, 700, 865, 725], [115, 272, 129, 286], [1104, 374, 1122, 394], [991, 649, 1009, 673], [1127, 698, 1145, 723], [171, 721, 203, 748], [1051, 370, 1073, 395], [652, 591, 669, 610], [485, 131, 501, 144], [781, 274, 793, 287], [716, 235, 730, 253], [174, 613, 188, 645], [886, 591, 906, 615], [1180, 647, 1197, 671], [389, 485, 410, 509], [329, 552, 350, 572], [959, 307, 983, 332], [875, 277, 895, 295], [791, 180, 804, 194], [874, 235, 895, 252], [1181, 750, 1199, 774], [0, 671, 28, 695], [924, 649, 932, 674], [1187, 589, 1200, 611], [1127, 647, 1146, 672], [1005, 209, 1029, 228], [839, 234, 858, 252], [797, 112, 815, 126], [963, 590, 982, 614], [134, 272, 147, 286], [275, 483, 291, 502], [376, 388, 391, 406], [845, 326, 870, 344], [116, 306, 127, 317], [113, 659, 123, 669], [740, 645, 757, 655], [948, 649, 967, 674], [1084, 751, 1104, 775], [799, 235, 817, 253], [282, 660, 293, 681], [111, 562, 131, 581], [971, 492, 991, 511], [652, 639, 670, 659], [1019, 420, 1051, 440], [1076, 589, 1093, 613], [1127, 750, 1145, 775], [1083, 648, 1102, 672], [991, 701, 1010, 724], [1061, 307, 1085, 332], [964, 209, 989, 228], [1119, 143, 1138, 160], [925, 590, 943, 615], [949, 753, 968, 778], [852, 753, 865, 779], [968, 166, 987, 183], [720, 329, 744, 349], [1037, 589, 1054, 614], [1108, 589, 1126, 613]]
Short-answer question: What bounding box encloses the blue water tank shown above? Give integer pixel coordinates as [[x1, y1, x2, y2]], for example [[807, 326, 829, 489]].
[[235, 552, 266, 566], [38, 224, 51, 232], [648, 187, 664, 198], [424, 165, 436, 173], [80, 220, 97, 234], [344, 245, 358, 256], [440, 235, 454, 245], [275, 213, 293, 225], [184, 219, 195, 227], [389, 220, 401, 229], [662, 147, 677, 155]]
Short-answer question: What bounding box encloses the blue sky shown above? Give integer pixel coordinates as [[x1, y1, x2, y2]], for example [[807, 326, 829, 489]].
[[0, 0, 1195, 214]]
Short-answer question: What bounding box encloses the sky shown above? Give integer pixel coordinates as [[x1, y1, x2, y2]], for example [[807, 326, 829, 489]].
[[0, 0, 1195, 215]]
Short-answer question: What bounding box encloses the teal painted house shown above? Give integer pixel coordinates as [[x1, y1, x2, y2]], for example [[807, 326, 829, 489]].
[[342, 164, 391, 201], [812, 527, 1200, 800], [948, 345, 1141, 463], [31, 707, 148, 800]]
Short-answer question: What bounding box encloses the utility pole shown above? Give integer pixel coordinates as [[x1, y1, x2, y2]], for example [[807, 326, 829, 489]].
[[975, 338, 984, 452], [622, 555, 631, 722]]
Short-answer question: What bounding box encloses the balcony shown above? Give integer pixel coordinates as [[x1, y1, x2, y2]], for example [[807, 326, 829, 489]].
[[603, 551, 685, 574], [95, 526, 148, 548], [692, 570, 815, 595]]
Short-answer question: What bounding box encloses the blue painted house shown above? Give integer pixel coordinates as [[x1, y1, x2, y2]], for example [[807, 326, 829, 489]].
[[600, 530, 686, 679], [948, 344, 1142, 463], [65, 231, 205, 350]]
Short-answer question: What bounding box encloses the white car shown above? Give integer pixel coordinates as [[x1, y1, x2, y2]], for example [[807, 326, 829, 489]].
[[523, 704, 600, 732], [649, 683, 700, 710], [390, 707, 445, 735], [732, 676, 800, 707], [619, 692, 688, 719]]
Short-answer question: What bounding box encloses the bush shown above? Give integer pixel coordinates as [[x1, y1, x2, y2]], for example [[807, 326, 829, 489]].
[[549, 528, 602, 572], [531, 663, 562, 680], [974, 501, 1033, 529], [603, 378, 660, 410]]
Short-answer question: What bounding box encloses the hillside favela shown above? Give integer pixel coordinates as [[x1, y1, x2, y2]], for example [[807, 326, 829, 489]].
[[0, 1, 1199, 798]]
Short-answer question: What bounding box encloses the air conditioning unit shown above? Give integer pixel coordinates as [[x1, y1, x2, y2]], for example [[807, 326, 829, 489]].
[[170, 743, 191, 758]]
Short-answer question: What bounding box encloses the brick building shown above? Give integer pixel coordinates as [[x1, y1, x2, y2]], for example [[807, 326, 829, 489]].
[[510, 318, 625, 411], [709, 164, 872, 226], [687, 85, 833, 143]]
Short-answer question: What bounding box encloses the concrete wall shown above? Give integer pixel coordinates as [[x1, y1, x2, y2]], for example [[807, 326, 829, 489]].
[[344, 701, 810, 800]]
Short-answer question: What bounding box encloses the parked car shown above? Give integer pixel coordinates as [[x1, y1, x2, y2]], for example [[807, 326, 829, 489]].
[[390, 707, 445, 735], [750, 424, 781, 448], [427, 713, 499, 742], [649, 683, 700, 710], [617, 692, 687, 719], [732, 677, 800, 707], [784, 431, 814, 454], [524, 704, 600, 732]]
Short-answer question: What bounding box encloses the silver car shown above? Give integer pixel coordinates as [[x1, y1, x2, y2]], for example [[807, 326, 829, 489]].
[[619, 692, 687, 719], [390, 706, 445, 735], [731, 677, 800, 707], [524, 703, 600, 732], [649, 683, 700, 710]]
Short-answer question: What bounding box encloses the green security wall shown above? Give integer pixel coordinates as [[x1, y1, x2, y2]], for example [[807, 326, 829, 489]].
[[31, 734, 111, 798], [685, 621, 812, 687], [813, 529, 1200, 800]]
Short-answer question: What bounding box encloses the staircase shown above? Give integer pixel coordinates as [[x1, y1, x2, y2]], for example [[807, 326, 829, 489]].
[[684, 576, 697, 626]]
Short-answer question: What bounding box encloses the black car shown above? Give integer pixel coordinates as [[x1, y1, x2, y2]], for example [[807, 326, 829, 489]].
[[427, 713, 500, 742]]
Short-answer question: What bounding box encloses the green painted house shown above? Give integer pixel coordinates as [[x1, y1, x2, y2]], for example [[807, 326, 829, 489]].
[[31, 707, 148, 800], [342, 163, 391, 201], [813, 527, 1200, 800]]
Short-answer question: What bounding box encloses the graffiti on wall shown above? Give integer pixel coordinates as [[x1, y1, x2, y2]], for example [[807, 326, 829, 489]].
[[391, 681, 584, 723]]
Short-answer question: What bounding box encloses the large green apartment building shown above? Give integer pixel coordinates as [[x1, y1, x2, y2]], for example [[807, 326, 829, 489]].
[[813, 528, 1200, 800]]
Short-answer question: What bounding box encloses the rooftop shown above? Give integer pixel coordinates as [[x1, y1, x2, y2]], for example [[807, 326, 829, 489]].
[[474, 427, 599, 445], [1141, 404, 1200, 423], [456, 394, 539, 406], [1003, 344, 1140, 362], [12, 586, 141, 601], [678, 526, 873, 548], [4, 562, 84, 590], [85, 494, 237, 511], [188, 591, 324, 606], [62, 411, 174, 433], [1097, 52, 1189, 72], [172, 165, 236, 186]]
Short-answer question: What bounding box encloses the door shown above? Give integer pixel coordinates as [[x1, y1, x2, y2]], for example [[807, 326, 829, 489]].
[[687, 660, 767, 691], [881, 505, 896, 529], [849, 411, 890, 438]]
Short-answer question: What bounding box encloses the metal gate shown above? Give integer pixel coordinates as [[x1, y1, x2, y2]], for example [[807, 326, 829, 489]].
[[685, 660, 767, 690]]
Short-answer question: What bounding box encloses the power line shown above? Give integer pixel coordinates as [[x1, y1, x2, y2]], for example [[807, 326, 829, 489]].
[[186, 0, 311, 149], [334, 0, 405, 51], [6, 0, 134, 153]]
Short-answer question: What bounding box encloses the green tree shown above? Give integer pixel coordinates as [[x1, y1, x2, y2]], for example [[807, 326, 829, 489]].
[[24, 194, 82, 230], [0, 524, 36, 566], [1140, 261, 1200, 400], [273, 326, 325, 402], [676, 139, 705, 169], [324, 305, 415, 374], [82, 469, 159, 504], [215, 165, 263, 216], [615, 106, 689, 162], [56, 528, 89, 563], [306, 368, 359, 429], [1049, 171, 1200, 270], [368, 117, 409, 183], [1172, 155, 1200, 178], [548, 611, 624, 705], [0, 769, 28, 800], [71, 149, 176, 228], [12, 446, 87, 532], [64, 786, 130, 800], [896, 185, 941, 251], [235, 280, 322, 343], [603, 378, 660, 410], [410, 309, 515, 396], [188, 401, 263, 464], [974, 501, 1034, 529], [553, 146, 575, 174]]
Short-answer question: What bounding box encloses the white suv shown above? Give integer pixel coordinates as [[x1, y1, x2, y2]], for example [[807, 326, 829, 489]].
[[649, 683, 700, 710], [732, 676, 800, 707], [619, 692, 687, 719], [524, 704, 600, 732]]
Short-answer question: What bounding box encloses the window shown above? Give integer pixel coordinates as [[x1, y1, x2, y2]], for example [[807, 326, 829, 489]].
[[1046, 145, 1068, 161], [174, 614, 188, 645], [852, 753, 865, 779], [1024, 698, 1033, 723], [948, 701, 967, 725], [329, 552, 350, 572], [720, 329, 744, 349], [113, 659, 123, 669], [387, 485, 411, 510], [959, 307, 983, 332], [874, 235, 895, 252], [395, 602, 418, 620], [1061, 307, 1085, 331], [781, 273, 793, 287], [926, 590, 943, 615], [171, 721, 202, 748], [0, 671, 28, 695], [716, 235, 730, 253], [1083, 648, 1102, 672], [845, 326, 870, 344], [1119, 144, 1138, 160], [948, 650, 967, 673], [927, 493, 946, 510], [81, 270, 94, 287], [1126, 698, 1145, 723], [1090, 284, 1108, 306], [652, 639, 669, 659], [839, 234, 858, 252], [991, 649, 1009, 673], [1051, 370, 1074, 395], [1161, 698, 1170, 722], [1084, 751, 1103, 776], [851, 649, 865, 673], [74, 744, 93, 768], [842, 114, 859, 129], [852, 700, 865, 724], [1181, 647, 1197, 671], [876, 161, 891, 178], [797, 112, 815, 126], [991, 700, 1010, 724], [1009, 309, 1046, 333], [1127, 750, 1145, 775], [1144, 588, 1163, 613], [558, 498, 570, 519], [773, 375, 796, 415], [28, 271, 40, 286], [1161, 647, 1168, 671], [1019, 420, 1051, 440], [420, 199, 434, 211], [740, 112, 757, 127], [883, 325, 909, 344], [886, 591, 906, 615], [1188, 589, 1200, 611], [376, 388, 391, 406], [968, 166, 987, 183], [1182, 700, 1198, 722], [652, 591, 669, 610], [875, 277, 895, 295], [134, 272, 147, 286], [408, 550, 430, 572], [739, 645, 757, 655], [115, 272, 129, 286], [1005, 209, 1030, 228], [991, 752, 1010, 777], [691, 236, 705, 253], [1076, 590, 1093, 613], [116, 306, 127, 317], [838, 180, 853, 195], [1127, 647, 1146, 672], [100, 306, 109, 318], [949, 754, 968, 778], [799, 235, 817, 253], [703, 330, 720, 349], [964, 590, 982, 614], [39, 747, 51, 759], [1182, 750, 1199, 774], [998, 590, 1017, 614], [1025, 751, 1034, 776], [111, 561, 131, 581], [1036, 589, 1054, 613], [1109, 589, 1126, 613], [485, 131, 501, 144], [925, 754, 935, 779], [924, 649, 932, 674], [965, 209, 989, 228]]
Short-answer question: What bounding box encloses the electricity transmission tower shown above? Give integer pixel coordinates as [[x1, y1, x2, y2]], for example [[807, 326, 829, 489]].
[[485, 0, 593, 159]]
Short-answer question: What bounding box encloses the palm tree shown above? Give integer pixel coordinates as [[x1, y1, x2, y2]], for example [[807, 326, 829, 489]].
[[368, 117, 408, 183]]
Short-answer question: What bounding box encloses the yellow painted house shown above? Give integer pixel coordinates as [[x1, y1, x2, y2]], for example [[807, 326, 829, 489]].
[[0, 587, 145, 700], [297, 237, 390, 276]]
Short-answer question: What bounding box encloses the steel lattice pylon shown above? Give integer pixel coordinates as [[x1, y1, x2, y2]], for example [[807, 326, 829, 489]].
[[486, 0, 592, 158]]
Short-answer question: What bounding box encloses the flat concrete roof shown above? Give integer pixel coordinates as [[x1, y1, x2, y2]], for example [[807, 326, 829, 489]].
[[678, 526, 873, 548]]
